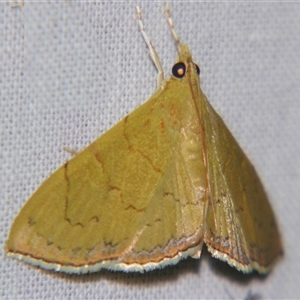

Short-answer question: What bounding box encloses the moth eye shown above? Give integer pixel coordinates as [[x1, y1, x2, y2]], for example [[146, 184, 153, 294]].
[[172, 62, 186, 78], [195, 64, 200, 75]]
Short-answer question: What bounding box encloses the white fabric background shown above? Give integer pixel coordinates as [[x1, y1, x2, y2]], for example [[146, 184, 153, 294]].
[[1, 1, 300, 299]]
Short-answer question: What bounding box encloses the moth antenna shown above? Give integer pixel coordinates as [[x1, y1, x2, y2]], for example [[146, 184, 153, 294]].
[[165, 3, 181, 54], [136, 6, 164, 88]]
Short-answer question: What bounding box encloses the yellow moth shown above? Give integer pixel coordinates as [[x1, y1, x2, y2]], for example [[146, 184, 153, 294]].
[[6, 5, 282, 274]]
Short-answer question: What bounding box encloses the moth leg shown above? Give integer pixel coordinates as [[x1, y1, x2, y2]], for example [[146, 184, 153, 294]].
[[63, 147, 78, 156], [136, 6, 164, 89], [11, 0, 24, 8]]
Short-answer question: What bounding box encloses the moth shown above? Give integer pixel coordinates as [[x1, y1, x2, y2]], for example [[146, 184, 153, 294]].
[[6, 4, 282, 274]]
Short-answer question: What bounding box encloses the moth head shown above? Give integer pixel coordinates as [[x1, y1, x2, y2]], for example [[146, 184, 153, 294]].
[[173, 43, 200, 79]]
